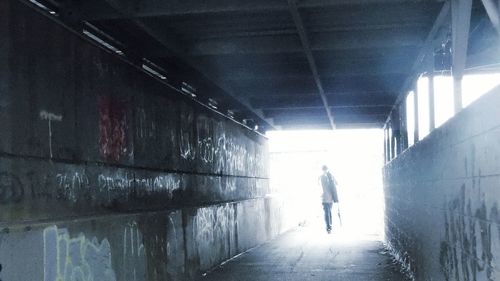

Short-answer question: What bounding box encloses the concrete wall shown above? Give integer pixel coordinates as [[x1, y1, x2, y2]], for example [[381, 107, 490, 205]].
[[0, 1, 288, 280], [384, 86, 500, 280]]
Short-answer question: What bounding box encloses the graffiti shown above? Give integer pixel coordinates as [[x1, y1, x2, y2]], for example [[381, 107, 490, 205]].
[[122, 222, 146, 280], [198, 138, 214, 164], [214, 131, 226, 173], [134, 175, 180, 199], [193, 205, 231, 269], [224, 177, 237, 193], [0, 172, 24, 203], [39, 110, 63, 159], [136, 107, 156, 140], [56, 172, 90, 202], [99, 96, 128, 163], [179, 130, 195, 160], [43, 226, 117, 281], [226, 139, 247, 173], [197, 117, 215, 164], [97, 173, 180, 201], [179, 109, 195, 160], [440, 184, 500, 281], [98, 174, 133, 192]]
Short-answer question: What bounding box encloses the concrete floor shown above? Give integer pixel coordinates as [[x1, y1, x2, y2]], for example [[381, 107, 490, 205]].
[[199, 227, 407, 281]]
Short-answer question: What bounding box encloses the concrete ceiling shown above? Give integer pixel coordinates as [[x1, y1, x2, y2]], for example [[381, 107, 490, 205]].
[[34, 0, 497, 130]]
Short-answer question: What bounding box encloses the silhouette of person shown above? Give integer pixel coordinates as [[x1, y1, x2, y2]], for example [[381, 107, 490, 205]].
[[320, 165, 339, 234]]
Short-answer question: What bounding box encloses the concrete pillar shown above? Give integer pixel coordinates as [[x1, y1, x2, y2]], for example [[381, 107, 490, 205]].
[[389, 121, 395, 160], [451, 0, 472, 114], [391, 107, 403, 156], [428, 74, 436, 130], [384, 127, 389, 163], [413, 87, 419, 143], [399, 102, 408, 151], [453, 77, 463, 114]]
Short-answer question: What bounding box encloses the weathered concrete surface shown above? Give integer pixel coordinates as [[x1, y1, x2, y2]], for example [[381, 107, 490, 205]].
[[0, 210, 185, 281], [0, 1, 287, 280], [199, 227, 407, 281], [384, 86, 500, 280]]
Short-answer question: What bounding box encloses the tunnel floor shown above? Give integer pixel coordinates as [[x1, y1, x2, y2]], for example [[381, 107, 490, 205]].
[[199, 226, 407, 281]]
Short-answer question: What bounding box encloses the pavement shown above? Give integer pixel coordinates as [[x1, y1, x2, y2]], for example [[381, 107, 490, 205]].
[[198, 226, 407, 281]]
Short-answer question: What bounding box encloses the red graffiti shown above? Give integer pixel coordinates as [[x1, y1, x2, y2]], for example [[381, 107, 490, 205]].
[[98, 96, 128, 162]]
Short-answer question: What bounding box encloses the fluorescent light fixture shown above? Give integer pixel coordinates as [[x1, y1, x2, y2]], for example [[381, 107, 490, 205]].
[[181, 82, 197, 98], [142, 64, 167, 80], [29, 0, 58, 15], [82, 22, 124, 55], [208, 98, 218, 109]]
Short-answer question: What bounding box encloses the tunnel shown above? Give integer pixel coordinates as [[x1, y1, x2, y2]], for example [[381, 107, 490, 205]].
[[1, 0, 500, 280]]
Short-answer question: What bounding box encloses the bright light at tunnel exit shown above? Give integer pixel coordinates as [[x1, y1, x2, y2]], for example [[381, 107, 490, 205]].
[[266, 129, 385, 241]]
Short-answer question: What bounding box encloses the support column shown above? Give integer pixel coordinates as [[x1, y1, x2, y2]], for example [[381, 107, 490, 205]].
[[399, 101, 408, 150], [453, 77, 463, 113], [451, 0, 472, 114], [389, 121, 395, 160], [392, 107, 402, 156], [384, 127, 389, 163], [428, 74, 436, 131], [413, 87, 420, 143]]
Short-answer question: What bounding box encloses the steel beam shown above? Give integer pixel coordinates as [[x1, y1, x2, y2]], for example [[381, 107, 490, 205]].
[[188, 22, 429, 41], [288, 0, 335, 129], [413, 87, 420, 143], [428, 74, 436, 130], [273, 113, 387, 124], [222, 72, 409, 85], [263, 106, 391, 118], [481, 0, 500, 36], [76, 0, 443, 20], [451, 0, 472, 113], [189, 31, 424, 56]]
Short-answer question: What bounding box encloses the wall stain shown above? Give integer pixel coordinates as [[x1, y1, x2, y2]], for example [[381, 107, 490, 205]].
[[0, 172, 24, 203], [98, 96, 128, 163]]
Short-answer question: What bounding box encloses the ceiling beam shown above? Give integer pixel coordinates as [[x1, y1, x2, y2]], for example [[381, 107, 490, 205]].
[[481, 0, 500, 37], [188, 31, 424, 56], [250, 93, 396, 108], [219, 66, 410, 82], [188, 22, 429, 41], [278, 122, 384, 130], [76, 0, 444, 20], [286, 1, 334, 128], [263, 106, 392, 118], [273, 113, 387, 125]]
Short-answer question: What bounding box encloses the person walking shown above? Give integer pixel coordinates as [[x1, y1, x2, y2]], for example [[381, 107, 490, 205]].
[[320, 165, 339, 234]]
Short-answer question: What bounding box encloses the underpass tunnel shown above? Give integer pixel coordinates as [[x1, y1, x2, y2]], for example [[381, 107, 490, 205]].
[[1, 0, 500, 280]]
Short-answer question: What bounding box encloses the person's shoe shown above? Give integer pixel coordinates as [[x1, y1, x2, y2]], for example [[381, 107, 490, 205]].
[[327, 229, 331, 234]]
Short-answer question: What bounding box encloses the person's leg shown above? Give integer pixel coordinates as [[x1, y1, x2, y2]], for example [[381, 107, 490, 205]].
[[322, 203, 330, 231], [322, 203, 332, 232], [326, 203, 333, 231]]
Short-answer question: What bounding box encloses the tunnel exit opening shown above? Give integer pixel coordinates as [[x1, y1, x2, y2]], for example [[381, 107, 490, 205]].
[[267, 129, 385, 241]]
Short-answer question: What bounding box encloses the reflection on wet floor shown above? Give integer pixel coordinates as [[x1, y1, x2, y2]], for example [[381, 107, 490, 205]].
[[199, 226, 407, 281]]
